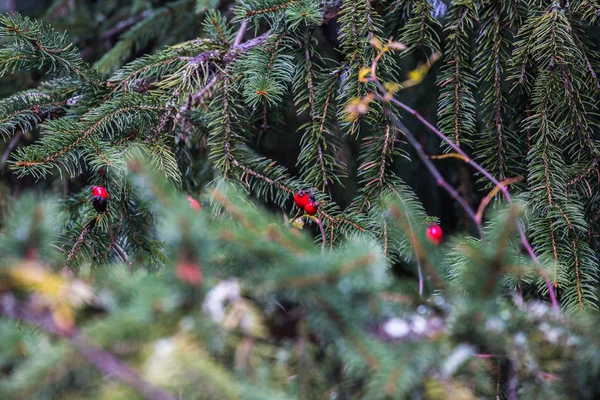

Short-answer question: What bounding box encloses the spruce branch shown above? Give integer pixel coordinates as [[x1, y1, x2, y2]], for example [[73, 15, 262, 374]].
[[397, 0, 442, 54], [387, 183, 429, 296], [436, 1, 476, 147], [295, 48, 345, 190], [355, 120, 401, 213], [95, 0, 195, 74], [242, 0, 300, 17], [474, 0, 521, 183], [110, 220, 131, 268], [65, 220, 92, 266], [568, 158, 599, 187], [11, 100, 165, 177], [0, 13, 101, 87], [0, 94, 67, 140], [230, 153, 365, 235], [506, 3, 598, 311], [388, 199, 444, 291]]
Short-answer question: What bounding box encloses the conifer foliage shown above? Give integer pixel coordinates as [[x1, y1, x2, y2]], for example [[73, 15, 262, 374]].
[[0, 0, 599, 398]]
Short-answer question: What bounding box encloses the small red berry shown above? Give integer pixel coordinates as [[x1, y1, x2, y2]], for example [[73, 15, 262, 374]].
[[91, 186, 109, 213], [187, 196, 201, 211], [426, 224, 443, 245], [294, 191, 309, 209], [91, 186, 108, 199], [176, 260, 203, 286], [304, 201, 319, 216]]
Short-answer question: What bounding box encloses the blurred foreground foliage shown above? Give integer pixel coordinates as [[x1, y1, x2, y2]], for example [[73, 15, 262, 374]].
[[0, 160, 599, 400]]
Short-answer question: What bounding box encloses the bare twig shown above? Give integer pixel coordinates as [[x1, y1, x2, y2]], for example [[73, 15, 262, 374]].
[[316, 216, 326, 252], [233, 19, 249, 47], [1, 130, 22, 164], [370, 77, 559, 310], [100, 10, 153, 41], [476, 177, 523, 223], [193, 74, 220, 101], [385, 110, 483, 237], [0, 294, 176, 400]]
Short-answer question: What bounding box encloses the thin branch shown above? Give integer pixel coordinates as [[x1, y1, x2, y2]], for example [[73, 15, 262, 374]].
[[371, 79, 559, 310], [100, 10, 153, 41], [316, 216, 326, 252], [233, 19, 249, 47], [475, 177, 523, 223], [0, 294, 176, 400], [193, 73, 220, 101], [1, 129, 22, 164], [385, 109, 483, 237]]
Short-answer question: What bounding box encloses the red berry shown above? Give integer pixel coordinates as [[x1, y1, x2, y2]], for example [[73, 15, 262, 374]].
[[187, 196, 201, 211], [294, 191, 309, 209], [426, 224, 443, 245], [91, 185, 108, 199], [176, 260, 203, 286], [304, 201, 319, 216]]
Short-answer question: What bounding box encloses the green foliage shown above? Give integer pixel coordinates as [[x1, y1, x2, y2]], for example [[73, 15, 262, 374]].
[[0, 13, 100, 85], [0, 0, 599, 398], [397, 0, 442, 54], [0, 166, 598, 399], [95, 0, 198, 74], [436, 0, 476, 147], [509, 2, 600, 311]]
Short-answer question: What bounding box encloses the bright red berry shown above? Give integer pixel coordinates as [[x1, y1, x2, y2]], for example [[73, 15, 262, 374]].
[[91, 185, 109, 200], [294, 191, 309, 209], [187, 196, 201, 211], [426, 224, 443, 245], [91, 186, 109, 213], [304, 201, 319, 216]]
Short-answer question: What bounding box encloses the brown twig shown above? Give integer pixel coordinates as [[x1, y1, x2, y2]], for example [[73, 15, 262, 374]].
[[475, 177, 523, 223]]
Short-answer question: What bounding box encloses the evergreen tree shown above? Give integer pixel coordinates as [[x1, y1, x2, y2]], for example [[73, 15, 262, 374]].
[[0, 0, 599, 398]]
